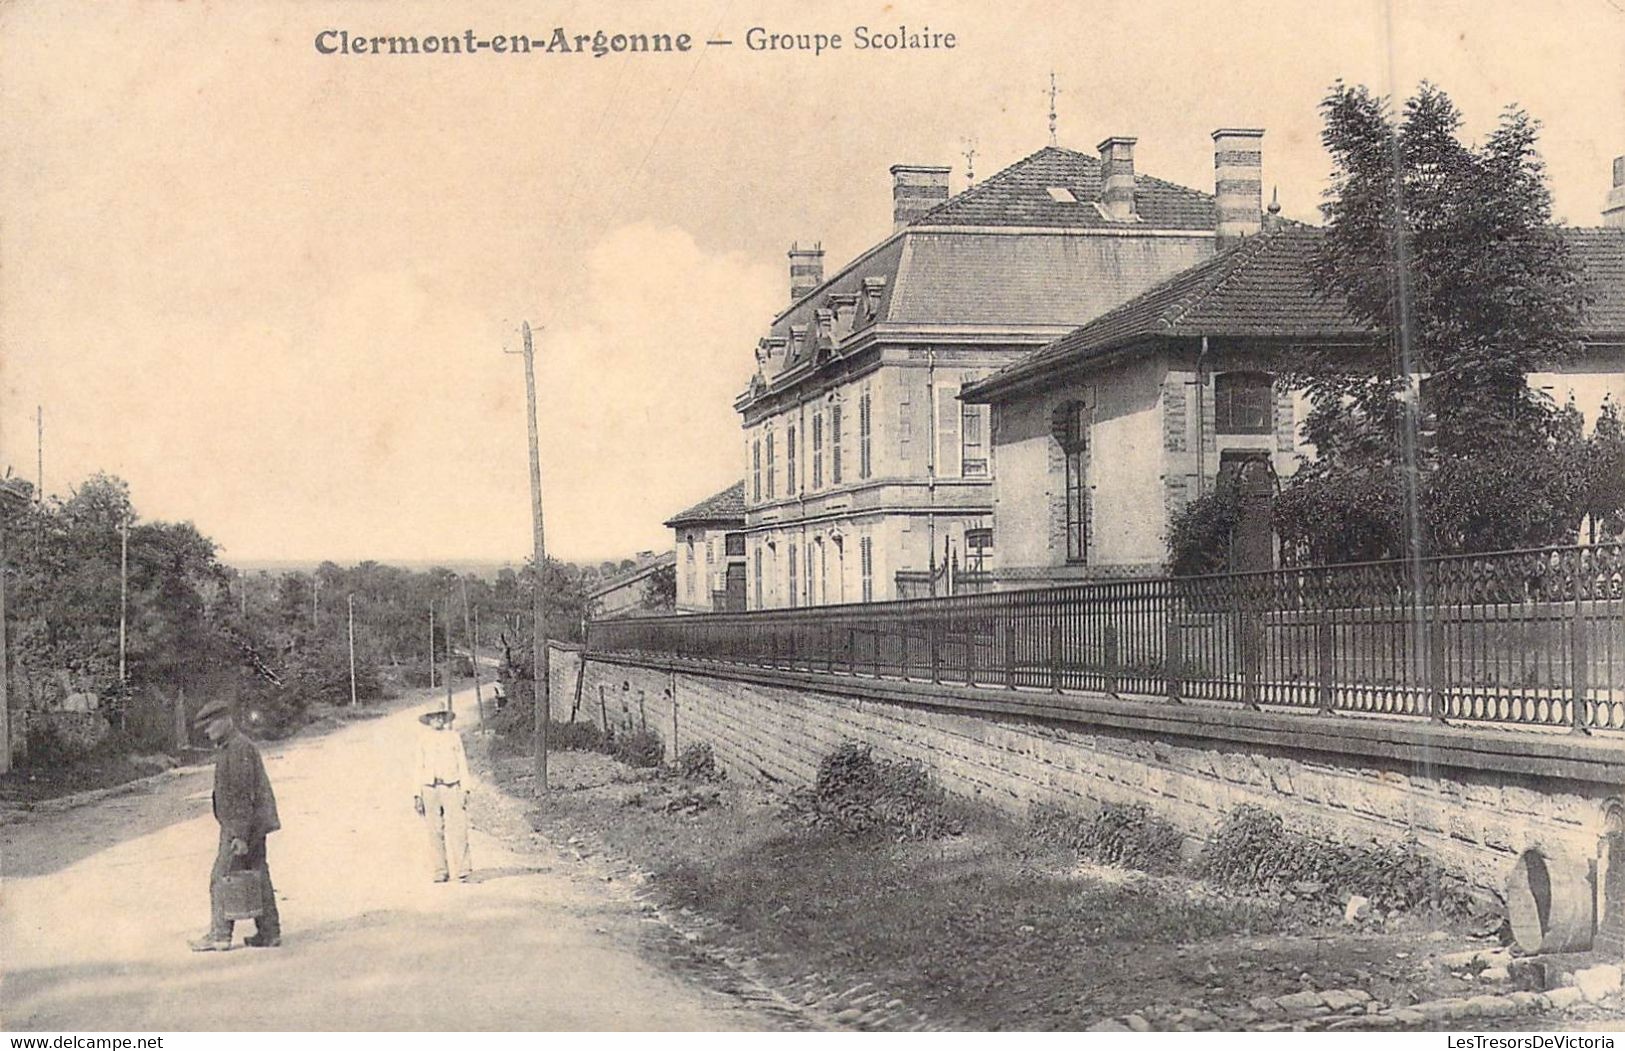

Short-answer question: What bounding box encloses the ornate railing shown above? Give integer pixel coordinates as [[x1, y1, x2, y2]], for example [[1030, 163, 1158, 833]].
[[588, 543, 1625, 733]]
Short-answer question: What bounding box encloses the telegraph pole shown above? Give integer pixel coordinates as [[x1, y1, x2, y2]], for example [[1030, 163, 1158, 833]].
[[462, 578, 483, 725], [443, 593, 454, 713], [347, 594, 358, 707], [118, 516, 129, 684], [36, 407, 44, 504], [312, 574, 320, 629], [428, 602, 436, 689], [517, 321, 550, 796]]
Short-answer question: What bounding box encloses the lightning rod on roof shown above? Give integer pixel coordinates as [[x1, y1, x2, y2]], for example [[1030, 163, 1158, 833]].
[[1046, 72, 1062, 146], [962, 137, 978, 185]]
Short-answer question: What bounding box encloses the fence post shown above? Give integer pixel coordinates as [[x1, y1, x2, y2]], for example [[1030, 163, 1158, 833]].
[[1426, 615, 1447, 724], [929, 612, 941, 684], [1239, 610, 1261, 711], [1573, 565, 1592, 736], [1005, 609, 1018, 690], [848, 628, 857, 675], [1049, 611, 1063, 693], [1165, 618, 1183, 703], [1103, 622, 1120, 695], [1316, 611, 1335, 715]]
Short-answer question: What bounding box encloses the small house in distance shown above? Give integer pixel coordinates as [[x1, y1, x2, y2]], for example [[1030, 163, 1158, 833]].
[[664, 481, 747, 613], [587, 550, 678, 619]]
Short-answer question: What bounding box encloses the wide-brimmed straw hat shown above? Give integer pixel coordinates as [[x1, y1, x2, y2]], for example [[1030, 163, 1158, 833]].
[[419, 708, 456, 725]]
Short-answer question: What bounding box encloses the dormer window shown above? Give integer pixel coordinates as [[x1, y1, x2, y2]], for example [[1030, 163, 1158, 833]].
[[1046, 187, 1078, 203]]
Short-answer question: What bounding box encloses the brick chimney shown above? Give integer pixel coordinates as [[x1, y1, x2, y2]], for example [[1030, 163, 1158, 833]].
[[1213, 128, 1265, 246], [891, 164, 951, 231], [1097, 136, 1137, 221], [1605, 156, 1625, 228], [788, 242, 824, 303]]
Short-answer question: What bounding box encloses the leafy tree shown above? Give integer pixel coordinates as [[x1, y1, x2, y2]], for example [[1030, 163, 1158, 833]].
[[641, 563, 677, 610], [1277, 82, 1589, 560]]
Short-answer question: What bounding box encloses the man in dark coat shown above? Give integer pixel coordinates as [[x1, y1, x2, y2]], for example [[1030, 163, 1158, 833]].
[[189, 698, 281, 951]]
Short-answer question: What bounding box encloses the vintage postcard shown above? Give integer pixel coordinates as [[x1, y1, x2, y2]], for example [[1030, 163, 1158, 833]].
[[3, 0, 1625, 1039]]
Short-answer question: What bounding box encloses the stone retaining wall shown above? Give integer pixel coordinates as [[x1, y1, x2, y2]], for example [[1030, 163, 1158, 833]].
[[547, 644, 1625, 895]]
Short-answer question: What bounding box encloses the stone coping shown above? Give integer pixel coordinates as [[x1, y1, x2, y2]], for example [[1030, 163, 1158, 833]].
[[563, 647, 1625, 787]]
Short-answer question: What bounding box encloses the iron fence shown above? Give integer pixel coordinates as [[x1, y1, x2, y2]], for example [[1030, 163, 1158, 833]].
[[588, 542, 1625, 733]]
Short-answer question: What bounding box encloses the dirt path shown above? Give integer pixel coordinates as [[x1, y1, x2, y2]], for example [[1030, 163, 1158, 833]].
[[0, 689, 781, 1031]]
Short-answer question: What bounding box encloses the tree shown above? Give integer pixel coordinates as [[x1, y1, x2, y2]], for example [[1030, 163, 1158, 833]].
[[1277, 82, 1589, 561], [641, 563, 676, 610]]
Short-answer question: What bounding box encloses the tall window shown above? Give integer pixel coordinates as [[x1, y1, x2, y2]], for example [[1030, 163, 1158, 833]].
[[965, 527, 993, 572], [831, 403, 844, 485], [806, 542, 815, 605], [812, 413, 824, 489], [788, 542, 798, 609], [686, 535, 696, 600], [753, 546, 763, 608], [860, 536, 874, 603], [705, 539, 715, 594], [1215, 371, 1274, 434], [961, 403, 988, 477], [765, 429, 776, 499], [752, 439, 761, 501], [786, 425, 797, 496], [859, 386, 873, 479], [1060, 401, 1089, 563]]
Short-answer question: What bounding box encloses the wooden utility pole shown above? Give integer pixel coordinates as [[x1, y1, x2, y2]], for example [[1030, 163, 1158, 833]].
[[312, 574, 320, 629], [443, 593, 454, 713], [428, 602, 436, 689], [36, 407, 43, 504], [118, 516, 129, 684], [347, 594, 358, 707], [174, 686, 188, 751], [519, 320, 550, 796], [462, 578, 483, 726]]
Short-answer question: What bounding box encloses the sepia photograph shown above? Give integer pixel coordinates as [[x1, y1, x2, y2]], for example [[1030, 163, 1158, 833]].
[[2, 0, 1624, 1038]]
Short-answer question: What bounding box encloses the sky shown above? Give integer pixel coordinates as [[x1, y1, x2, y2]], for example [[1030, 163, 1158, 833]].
[[2, 0, 1622, 564]]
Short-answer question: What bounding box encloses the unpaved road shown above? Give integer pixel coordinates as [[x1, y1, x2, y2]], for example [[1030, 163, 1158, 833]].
[[1, 689, 778, 1030]]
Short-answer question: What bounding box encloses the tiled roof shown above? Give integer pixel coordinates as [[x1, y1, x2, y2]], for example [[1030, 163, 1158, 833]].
[[663, 481, 746, 528], [966, 225, 1625, 402], [1569, 227, 1625, 336], [757, 145, 1224, 386], [911, 146, 1217, 231]]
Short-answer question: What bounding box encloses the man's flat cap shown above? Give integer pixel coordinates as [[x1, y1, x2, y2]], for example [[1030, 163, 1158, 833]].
[[193, 698, 233, 727]]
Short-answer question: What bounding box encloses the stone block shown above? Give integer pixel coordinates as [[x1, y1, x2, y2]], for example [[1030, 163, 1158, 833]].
[[1574, 965, 1622, 1003], [1546, 986, 1585, 1010]]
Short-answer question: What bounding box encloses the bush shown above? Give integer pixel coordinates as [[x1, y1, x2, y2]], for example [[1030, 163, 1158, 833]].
[[1167, 487, 1243, 576], [677, 742, 720, 781], [612, 726, 665, 768], [1197, 805, 1478, 915], [1031, 802, 1184, 874], [548, 719, 607, 752], [786, 742, 961, 841]]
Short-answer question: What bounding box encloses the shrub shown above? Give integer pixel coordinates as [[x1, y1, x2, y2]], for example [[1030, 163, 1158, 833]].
[[1031, 802, 1184, 874], [1167, 487, 1242, 576], [548, 719, 607, 753], [1197, 805, 1478, 915], [677, 741, 720, 781], [612, 726, 665, 768], [786, 742, 961, 841]]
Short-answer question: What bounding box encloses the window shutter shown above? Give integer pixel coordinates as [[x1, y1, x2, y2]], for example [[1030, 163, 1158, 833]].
[[937, 384, 961, 478]]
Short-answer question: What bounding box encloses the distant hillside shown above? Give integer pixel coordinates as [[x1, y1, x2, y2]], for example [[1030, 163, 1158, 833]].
[[227, 558, 524, 578]]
